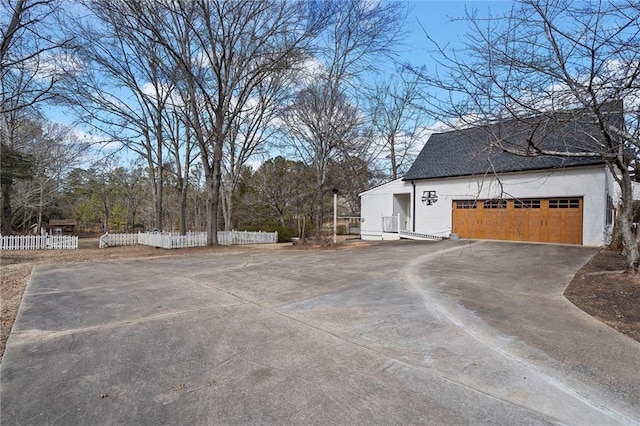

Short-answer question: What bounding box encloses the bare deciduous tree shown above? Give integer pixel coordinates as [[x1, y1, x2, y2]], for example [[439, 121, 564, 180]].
[[282, 82, 362, 235], [62, 0, 179, 231], [162, 97, 199, 234], [1, 0, 72, 234], [369, 69, 427, 180], [415, 0, 640, 272], [1, 0, 70, 116], [220, 73, 293, 231], [283, 0, 406, 235], [13, 122, 87, 233], [125, 0, 325, 244]]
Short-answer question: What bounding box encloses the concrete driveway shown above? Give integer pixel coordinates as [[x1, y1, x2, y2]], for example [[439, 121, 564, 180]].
[[2, 240, 639, 424]]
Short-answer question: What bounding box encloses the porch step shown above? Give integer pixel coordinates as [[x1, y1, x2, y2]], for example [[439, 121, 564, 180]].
[[399, 230, 444, 241]]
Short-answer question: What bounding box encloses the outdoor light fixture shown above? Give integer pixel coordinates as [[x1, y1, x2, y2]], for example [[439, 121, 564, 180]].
[[421, 190, 438, 206]]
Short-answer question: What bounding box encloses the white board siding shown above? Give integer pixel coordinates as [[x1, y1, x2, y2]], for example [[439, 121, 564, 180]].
[[360, 179, 411, 240], [360, 165, 611, 246]]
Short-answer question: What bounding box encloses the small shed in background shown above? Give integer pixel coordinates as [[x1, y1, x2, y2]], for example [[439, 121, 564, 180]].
[[49, 219, 78, 235]]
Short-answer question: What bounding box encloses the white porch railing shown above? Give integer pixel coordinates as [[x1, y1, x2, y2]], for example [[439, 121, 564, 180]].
[[0, 234, 78, 250], [382, 214, 402, 233], [100, 230, 278, 249], [382, 215, 444, 241]]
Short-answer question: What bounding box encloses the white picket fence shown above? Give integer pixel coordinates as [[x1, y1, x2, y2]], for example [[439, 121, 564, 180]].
[[0, 234, 78, 250], [98, 232, 139, 248], [100, 230, 278, 249], [218, 230, 278, 245], [137, 232, 207, 249]]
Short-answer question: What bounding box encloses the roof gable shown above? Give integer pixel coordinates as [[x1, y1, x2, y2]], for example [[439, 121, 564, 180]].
[[403, 111, 615, 181], [359, 177, 407, 197]]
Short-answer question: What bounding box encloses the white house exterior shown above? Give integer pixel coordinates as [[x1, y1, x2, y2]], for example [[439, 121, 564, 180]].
[[360, 116, 618, 246], [360, 178, 412, 241], [360, 165, 615, 246]]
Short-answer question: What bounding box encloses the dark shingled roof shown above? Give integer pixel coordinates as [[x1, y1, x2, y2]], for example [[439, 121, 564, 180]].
[[403, 112, 617, 181], [49, 219, 77, 226]]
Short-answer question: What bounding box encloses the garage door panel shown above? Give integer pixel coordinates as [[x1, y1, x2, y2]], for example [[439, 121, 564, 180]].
[[453, 200, 481, 239], [547, 198, 582, 244], [482, 200, 509, 241], [511, 208, 533, 241], [514, 199, 543, 242]]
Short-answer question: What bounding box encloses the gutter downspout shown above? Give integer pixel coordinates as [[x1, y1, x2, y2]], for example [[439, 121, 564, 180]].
[[411, 180, 416, 232]]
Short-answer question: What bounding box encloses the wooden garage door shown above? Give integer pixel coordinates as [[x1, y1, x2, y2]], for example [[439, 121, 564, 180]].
[[452, 198, 583, 245]]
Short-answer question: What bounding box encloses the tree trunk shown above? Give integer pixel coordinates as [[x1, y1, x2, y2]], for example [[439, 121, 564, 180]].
[[37, 179, 44, 235], [313, 160, 326, 236], [204, 164, 221, 245], [125, 199, 130, 233], [155, 167, 163, 231], [389, 135, 398, 180], [146, 160, 159, 230], [225, 196, 233, 232], [221, 181, 234, 232], [20, 209, 29, 233], [155, 128, 164, 231], [210, 139, 224, 244], [205, 180, 215, 245], [616, 164, 639, 273], [103, 200, 110, 233], [314, 185, 323, 237], [297, 214, 306, 243], [131, 205, 138, 233], [1, 181, 13, 234], [179, 177, 188, 235]]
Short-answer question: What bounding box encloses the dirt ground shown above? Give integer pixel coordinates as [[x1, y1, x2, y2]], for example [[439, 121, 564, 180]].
[[1, 240, 639, 362], [564, 248, 640, 342]]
